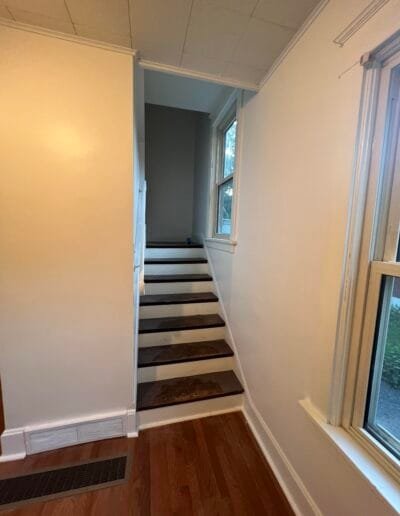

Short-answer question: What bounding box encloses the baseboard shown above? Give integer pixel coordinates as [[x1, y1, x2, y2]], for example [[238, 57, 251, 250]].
[[0, 408, 137, 461], [243, 398, 322, 516]]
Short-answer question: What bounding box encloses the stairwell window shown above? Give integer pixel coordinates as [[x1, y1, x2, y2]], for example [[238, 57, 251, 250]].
[[330, 36, 400, 484], [209, 91, 242, 244], [217, 117, 237, 235]]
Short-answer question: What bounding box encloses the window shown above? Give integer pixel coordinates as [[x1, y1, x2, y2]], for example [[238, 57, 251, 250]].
[[334, 39, 400, 480], [209, 93, 241, 242]]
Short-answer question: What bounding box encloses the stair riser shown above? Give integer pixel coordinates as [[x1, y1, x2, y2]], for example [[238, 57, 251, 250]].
[[137, 396, 243, 429], [138, 356, 234, 383], [144, 281, 214, 295], [145, 248, 205, 260], [139, 327, 225, 347], [145, 263, 209, 275], [139, 302, 219, 319]]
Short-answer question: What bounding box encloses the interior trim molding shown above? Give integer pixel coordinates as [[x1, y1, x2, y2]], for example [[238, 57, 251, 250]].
[[243, 400, 322, 516], [333, 0, 391, 47], [0, 18, 137, 56], [204, 238, 237, 254], [138, 59, 259, 92], [259, 0, 330, 89], [0, 409, 137, 461]]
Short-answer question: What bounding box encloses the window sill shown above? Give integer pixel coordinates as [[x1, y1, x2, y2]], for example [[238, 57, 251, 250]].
[[204, 238, 237, 254], [299, 398, 400, 513]]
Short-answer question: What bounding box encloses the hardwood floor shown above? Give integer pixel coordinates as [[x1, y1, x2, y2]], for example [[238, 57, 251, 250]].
[[0, 412, 294, 516]]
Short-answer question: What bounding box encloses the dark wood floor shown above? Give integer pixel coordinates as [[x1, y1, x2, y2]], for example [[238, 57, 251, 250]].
[[0, 412, 294, 515]]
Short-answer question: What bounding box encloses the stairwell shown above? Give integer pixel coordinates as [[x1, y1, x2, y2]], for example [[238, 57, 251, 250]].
[[136, 242, 244, 428]]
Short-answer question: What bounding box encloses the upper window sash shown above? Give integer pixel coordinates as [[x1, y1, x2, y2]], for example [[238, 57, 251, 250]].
[[216, 112, 237, 184]]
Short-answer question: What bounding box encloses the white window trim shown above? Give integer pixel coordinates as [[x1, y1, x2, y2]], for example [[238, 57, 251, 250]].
[[326, 28, 400, 487], [206, 90, 243, 250]]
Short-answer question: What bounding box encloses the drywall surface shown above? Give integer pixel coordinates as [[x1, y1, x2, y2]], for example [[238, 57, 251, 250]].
[[192, 114, 212, 242], [145, 70, 233, 114], [145, 104, 197, 242], [0, 26, 135, 428], [207, 0, 400, 514]]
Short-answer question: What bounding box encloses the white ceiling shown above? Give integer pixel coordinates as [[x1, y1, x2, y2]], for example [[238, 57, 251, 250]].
[[0, 0, 320, 88], [145, 70, 233, 113]]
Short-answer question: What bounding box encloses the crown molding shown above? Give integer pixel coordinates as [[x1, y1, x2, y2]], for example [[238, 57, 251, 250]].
[[333, 0, 390, 47], [0, 18, 137, 56], [258, 0, 330, 89], [139, 59, 259, 92]]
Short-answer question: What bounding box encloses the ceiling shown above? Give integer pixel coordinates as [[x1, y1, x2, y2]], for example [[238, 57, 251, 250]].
[[0, 0, 320, 88], [145, 70, 233, 113]]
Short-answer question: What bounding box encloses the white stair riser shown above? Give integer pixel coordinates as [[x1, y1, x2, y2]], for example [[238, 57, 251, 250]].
[[145, 248, 205, 259], [145, 263, 209, 275], [139, 302, 219, 319], [144, 281, 214, 295], [139, 327, 225, 347], [138, 356, 234, 383], [137, 395, 243, 429]]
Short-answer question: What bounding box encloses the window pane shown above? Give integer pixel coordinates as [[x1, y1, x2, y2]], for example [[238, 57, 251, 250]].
[[365, 276, 400, 457], [223, 120, 237, 178], [217, 180, 233, 235]]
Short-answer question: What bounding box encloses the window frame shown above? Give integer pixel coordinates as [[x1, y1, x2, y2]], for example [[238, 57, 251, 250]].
[[208, 91, 242, 245], [330, 31, 400, 483]]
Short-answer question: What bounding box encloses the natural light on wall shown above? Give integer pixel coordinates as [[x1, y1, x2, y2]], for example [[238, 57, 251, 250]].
[[46, 124, 92, 159]]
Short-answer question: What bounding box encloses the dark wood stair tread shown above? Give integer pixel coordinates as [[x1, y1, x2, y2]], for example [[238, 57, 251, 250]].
[[145, 258, 207, 264], [137, 371, 244, 411], [138, 340, 233, 367], [139, 314, 225, 334], [145, 274, 212, 283], [140, 292, 218, 306], [147, 242, 203, 248]]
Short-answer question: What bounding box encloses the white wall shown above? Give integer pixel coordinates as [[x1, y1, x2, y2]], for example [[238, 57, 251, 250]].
[[207, 1, 400, 514], [145, 104, 198, 242], [0, 27, 135, 429], [145, 70, 233, 114]]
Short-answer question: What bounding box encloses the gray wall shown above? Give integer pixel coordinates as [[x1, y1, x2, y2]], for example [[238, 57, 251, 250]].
[[145, 103, 211, 242], [192, 114, 212, 242]]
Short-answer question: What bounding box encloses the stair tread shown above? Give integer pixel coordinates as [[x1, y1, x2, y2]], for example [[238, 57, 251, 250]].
[[145, 274, 212, 283], [147, 242, 203, 248], [137, 371, 244, 411], [145, 258, 207, 264], [138, 340, 233, 367], [140, 292, 218, 306], [139, 314, 225, 334]]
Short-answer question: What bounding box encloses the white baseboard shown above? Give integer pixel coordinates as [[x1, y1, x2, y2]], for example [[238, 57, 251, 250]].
[[0, 427, 26, 462], [243, 398, 322, 516], [0, 408, 137, 461]]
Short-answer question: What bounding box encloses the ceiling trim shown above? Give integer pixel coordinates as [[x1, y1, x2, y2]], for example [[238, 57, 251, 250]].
[[139, 58, 259, 92], [0, 18, 137, 56], [259, 0, 330, 89]]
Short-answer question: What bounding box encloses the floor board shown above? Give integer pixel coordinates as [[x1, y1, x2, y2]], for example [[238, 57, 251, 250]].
[[0, 412, 294, 515]]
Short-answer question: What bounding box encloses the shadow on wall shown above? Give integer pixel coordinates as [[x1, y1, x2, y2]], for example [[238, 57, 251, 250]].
[[145, 103, 211, 243]]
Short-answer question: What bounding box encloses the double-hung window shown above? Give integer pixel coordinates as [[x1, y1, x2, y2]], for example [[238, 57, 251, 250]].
[[335, 36, 400, 481], [210, 94, 241, 241], [216, 116, 237, 236]]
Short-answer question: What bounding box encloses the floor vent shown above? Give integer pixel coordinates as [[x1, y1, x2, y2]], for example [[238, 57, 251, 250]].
[[0, 455, 129, 510]]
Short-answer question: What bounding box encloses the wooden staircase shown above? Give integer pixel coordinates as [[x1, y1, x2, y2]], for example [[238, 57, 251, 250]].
[[136, 242, 244, 427]]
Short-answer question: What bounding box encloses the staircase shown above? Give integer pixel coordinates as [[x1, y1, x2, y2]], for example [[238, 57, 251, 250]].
[[136, 242, 244, 428]]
